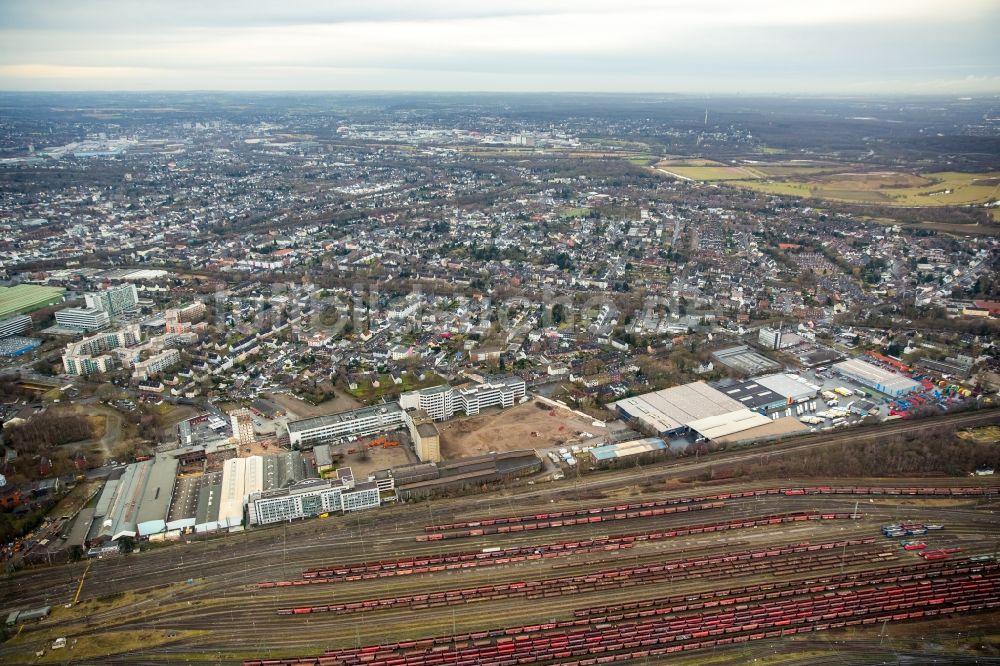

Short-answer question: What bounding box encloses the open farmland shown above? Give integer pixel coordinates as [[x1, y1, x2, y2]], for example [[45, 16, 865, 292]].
[[736, 170, 1000, 206], [652, 157, 1000, 209], [437, 401, 599, 458], [654, 159, 765, 181]]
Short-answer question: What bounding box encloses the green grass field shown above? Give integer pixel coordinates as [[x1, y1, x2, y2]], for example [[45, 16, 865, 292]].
[[347, 372, 447, 403], [561, 207, 592, 218], [656, 165, 764, 181]]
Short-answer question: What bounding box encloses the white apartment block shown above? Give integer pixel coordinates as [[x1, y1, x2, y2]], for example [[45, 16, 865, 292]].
[[84, 283, 139, 316], [62, 324, 141, 375], [132, 348, 181, 380]]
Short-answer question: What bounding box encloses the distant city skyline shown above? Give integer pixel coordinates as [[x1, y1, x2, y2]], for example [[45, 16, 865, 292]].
[[1, 0, 998, 94]]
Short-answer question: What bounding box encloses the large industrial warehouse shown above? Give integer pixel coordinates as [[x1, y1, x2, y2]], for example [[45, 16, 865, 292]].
[[833, 358, 921, 397], [713, 373, 821, 415], [85, 450, 342, 544], [611, 381, 805, 443]]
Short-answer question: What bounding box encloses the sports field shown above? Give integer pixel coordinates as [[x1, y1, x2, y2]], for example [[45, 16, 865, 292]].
[[0, 284, 65, 318]]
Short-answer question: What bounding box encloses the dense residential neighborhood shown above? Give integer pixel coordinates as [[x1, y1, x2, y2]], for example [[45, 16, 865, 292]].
[[0, 94, 997, 665]]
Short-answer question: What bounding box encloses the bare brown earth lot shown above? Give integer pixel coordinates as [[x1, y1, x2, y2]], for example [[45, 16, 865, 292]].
[[267, 392, 363, 419], [328, 435, 416, 478], [438, 400, 600, 458]]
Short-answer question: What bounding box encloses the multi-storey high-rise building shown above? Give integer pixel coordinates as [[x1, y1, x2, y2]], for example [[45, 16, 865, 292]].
[[164, 302, 207, 334], [230, 408, 255, 448], [132, 348, 181, 380], [61, 324, 141, 375], [758, 327, 783, 351], [84, 283, 139, 317]]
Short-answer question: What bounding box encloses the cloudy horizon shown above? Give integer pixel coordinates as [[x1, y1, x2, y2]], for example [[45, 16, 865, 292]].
[[1, 0, 998, 94]]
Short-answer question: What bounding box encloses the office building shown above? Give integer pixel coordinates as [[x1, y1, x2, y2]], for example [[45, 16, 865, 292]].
[[54, 306, 111, 332], [758, 327, 783, 350], [0, 315, 31, 339], [286, 402, 406, 449], [399, 375, 526, 421], [248, 468, 380, 526]]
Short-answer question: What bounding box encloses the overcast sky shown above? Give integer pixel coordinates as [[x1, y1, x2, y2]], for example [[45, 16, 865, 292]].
[[1, 0, 998, 93]]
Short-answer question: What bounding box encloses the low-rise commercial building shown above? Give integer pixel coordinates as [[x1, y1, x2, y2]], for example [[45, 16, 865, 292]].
[[286, 402, 406, 449], [611, 382, 747, 437]]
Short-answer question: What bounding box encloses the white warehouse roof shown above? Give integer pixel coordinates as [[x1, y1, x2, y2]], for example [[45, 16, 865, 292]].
[[688, 410, 774, 440], [612, 382, 746, 433], [754, 373, 821, 402], [833, 359, 920, 395]]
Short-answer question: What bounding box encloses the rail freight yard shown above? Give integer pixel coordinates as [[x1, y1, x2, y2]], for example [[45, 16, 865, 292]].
[[1, 413, 999, 665]]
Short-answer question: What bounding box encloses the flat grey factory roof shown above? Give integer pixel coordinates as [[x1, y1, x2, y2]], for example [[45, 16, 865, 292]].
[[168, 475, 202, 522], [712, 345, 782, 375], [313, 444, 333, 468], [195, 473, 222, 525], [98, 460, 152, 539], [714, 380, 785, 409], [64, 508, 96, 548], [93, 479, 119, 517], [416, 423, 439, 437], [136, 457, 179, 525], [286, 402, 402, 433]]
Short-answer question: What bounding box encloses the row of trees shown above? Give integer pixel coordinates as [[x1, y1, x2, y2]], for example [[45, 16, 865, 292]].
[[717, 427, 999, 481]]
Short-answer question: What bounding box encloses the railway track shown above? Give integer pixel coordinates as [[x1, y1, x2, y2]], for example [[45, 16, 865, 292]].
[[2, 416, 1000, 665]]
